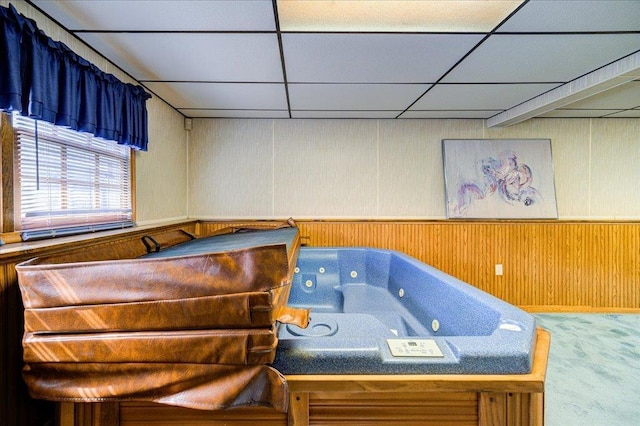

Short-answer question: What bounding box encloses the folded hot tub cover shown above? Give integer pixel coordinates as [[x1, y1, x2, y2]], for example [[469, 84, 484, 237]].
[[23, 363, 289, 412], [15, 221, 309, 412]]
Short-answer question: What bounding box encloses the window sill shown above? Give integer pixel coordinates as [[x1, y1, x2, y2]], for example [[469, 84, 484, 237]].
[[0, 219, 198, 261]]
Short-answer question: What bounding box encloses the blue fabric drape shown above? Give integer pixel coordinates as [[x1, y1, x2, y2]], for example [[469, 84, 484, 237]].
[[0, 4, 151, 150], [0, 5, 22, 111]]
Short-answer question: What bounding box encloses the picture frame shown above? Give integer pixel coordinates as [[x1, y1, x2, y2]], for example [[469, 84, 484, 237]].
[[442, 139, 558, 219]]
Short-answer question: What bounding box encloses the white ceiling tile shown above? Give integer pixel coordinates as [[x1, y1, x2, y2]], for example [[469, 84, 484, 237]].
[[144, 82, 288, 110], [288, 84, 429, 110], [179, 109, 290, 119], [400, 110, 502, 119], [410, 84, 559, 110], [443, 34, 640, 83], [25, 0, 640, 120], [282, 33, 484, 83], [558, 81, 640, 110], [32, 0, 275, 31], [498, 0, 640, 32], [78, 33, 283, 81], [277, 0, 523, 32], [291, 111, 399, 119]]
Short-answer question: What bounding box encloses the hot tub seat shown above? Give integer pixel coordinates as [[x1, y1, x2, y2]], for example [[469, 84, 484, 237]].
[[274, 247, 537, 375]]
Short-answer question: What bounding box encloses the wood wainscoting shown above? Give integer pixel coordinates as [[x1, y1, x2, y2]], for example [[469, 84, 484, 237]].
[[198, 220, 640, 309]]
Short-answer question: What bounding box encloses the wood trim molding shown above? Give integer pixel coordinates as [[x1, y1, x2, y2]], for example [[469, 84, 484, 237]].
[[1, 112, 16, 232]]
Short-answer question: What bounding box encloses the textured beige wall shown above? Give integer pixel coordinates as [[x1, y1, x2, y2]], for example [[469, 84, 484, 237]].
[[135, 97, 188, 224], [189, 119, 274, 217], [590, 119, 640, 218], [4, 0, 188, 224], [189, 117, 640, 220], [5, 0, 639, 221]]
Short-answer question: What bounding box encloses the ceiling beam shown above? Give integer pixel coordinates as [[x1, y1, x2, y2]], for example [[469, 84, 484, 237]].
[[487, 50, 640, 127]]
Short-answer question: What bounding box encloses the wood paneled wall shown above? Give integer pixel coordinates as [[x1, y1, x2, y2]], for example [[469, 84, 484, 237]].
[[199, 220, 640, 309]]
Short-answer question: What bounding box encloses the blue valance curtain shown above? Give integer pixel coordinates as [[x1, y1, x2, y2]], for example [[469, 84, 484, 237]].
[[0, 4, 151, 150]]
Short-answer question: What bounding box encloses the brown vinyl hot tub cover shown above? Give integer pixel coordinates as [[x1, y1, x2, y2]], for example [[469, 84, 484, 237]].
[[15, 223, 309, 412]]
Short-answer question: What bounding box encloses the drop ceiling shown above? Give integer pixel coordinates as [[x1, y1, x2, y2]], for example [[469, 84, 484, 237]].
[[29, 0, 640, 124]]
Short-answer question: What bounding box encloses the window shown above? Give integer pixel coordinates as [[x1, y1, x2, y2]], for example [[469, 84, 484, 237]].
[[2, 112, 134, 240]]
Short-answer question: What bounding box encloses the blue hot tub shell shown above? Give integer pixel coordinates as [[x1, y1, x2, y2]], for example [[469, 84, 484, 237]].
[[273, 247, 537, 375]]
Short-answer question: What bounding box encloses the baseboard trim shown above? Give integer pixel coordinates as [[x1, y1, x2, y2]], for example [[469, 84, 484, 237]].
[[521, 305, 640, 314]]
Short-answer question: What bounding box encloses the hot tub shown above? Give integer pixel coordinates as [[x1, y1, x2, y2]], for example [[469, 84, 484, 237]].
[[274, 247, 537, 375]]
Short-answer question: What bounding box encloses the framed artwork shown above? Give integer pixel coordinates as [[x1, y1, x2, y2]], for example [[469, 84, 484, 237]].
[[442, 139, 558, 219]]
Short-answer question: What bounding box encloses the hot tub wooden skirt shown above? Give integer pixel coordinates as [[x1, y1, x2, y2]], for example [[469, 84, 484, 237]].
[[57, 328, 549, 426]]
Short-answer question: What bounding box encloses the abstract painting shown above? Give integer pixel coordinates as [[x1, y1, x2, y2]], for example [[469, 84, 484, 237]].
[[442, 139, 558, 219]]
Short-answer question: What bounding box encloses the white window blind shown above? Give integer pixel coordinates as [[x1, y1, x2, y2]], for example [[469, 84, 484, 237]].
[[12, 113, 133, 238]]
